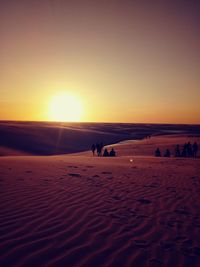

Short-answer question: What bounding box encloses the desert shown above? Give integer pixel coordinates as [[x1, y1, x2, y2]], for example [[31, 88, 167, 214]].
[[0, 122, 200, 267]]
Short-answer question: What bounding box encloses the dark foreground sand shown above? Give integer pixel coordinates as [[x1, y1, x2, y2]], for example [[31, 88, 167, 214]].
[[0, 135, 200, 267]]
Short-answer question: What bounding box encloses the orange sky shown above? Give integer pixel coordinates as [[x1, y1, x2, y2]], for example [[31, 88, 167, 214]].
[[0, 1, 199, 124]]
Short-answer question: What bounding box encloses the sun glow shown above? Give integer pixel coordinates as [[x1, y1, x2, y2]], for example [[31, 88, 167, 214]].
[[48, 93, 83, 122]]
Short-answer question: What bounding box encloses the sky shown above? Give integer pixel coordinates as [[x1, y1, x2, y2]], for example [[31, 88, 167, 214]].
[[0, 0, 199, 123]]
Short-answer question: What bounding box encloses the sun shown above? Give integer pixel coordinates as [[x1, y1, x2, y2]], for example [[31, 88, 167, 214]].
[[48, 93, 83, 122]]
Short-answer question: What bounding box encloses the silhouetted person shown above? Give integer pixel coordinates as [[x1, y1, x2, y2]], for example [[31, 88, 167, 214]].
[[155, 148, 161, 157], [175, 144, 181, 157], [187, 142, 193, 157], [99, 142, 103, 156], [109, 148, 116, 157], [182, 143, 187, 157], [193, 142, 198, 158], [164, 149, 171, 157], [91, 144, 96, 156], [103, 148, 109, 157], [96, 143, 101, 157]]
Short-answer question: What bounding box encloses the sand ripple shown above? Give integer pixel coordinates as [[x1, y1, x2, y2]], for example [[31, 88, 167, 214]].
[[0, 157, 200, 266]]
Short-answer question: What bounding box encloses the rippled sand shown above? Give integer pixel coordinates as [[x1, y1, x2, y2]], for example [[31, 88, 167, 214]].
[[0, 136, 200, 267]]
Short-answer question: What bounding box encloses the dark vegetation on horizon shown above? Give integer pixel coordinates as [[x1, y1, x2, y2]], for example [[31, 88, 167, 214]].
[[0, 121, 200, 156]]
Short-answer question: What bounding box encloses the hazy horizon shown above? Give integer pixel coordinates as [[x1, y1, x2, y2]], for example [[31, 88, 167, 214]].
[[1, 119, 200, 126]]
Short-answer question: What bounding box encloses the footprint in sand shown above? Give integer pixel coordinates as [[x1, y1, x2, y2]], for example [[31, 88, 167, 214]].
[[149, 259, 162, 267], [167, 220, 179, 228], [174, 236, 187, 242], [112, 195, 121, 201], [134, 239, 150, 248], [137, 198, 152, 204], [144, 183, 159, 188], [102, 171, 112, 174], [166, 186, 176, 192], [174, 208, 190, 216], [160, 241, 175, 251], [68, 173, 82, 178], [68, 166, 78, 168]]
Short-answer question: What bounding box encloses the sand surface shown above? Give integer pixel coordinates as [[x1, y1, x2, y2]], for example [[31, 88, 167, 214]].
[[0, 135, 200, 267], [1, 121, 200, 156], [105, 135, 200, 157]]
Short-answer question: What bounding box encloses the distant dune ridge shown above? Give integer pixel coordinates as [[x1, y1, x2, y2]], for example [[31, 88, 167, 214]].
[[0, 121, 200, 156]]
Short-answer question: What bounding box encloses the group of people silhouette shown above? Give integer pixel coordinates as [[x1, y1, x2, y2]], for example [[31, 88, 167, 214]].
[[91, 143, 116, 157], [175, 142, 198, 158], [92, 141, 198, 158], [103, 148, 116, 157], [91, 143, 103, 156], [155, 141, 198, 158], [155, 148, 171, 157]]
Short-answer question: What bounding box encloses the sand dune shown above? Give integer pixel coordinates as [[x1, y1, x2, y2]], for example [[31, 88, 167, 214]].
[[1, 121, 200, 156], [105, 135, 200, 157], [0, 135, 200, 266]]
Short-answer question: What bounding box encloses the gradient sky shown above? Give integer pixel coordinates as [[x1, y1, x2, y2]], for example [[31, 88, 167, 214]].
[[0, 0, 199, 123]]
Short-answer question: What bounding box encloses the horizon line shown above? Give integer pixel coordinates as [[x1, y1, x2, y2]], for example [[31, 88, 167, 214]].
[[0, 119, 200, 126]]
